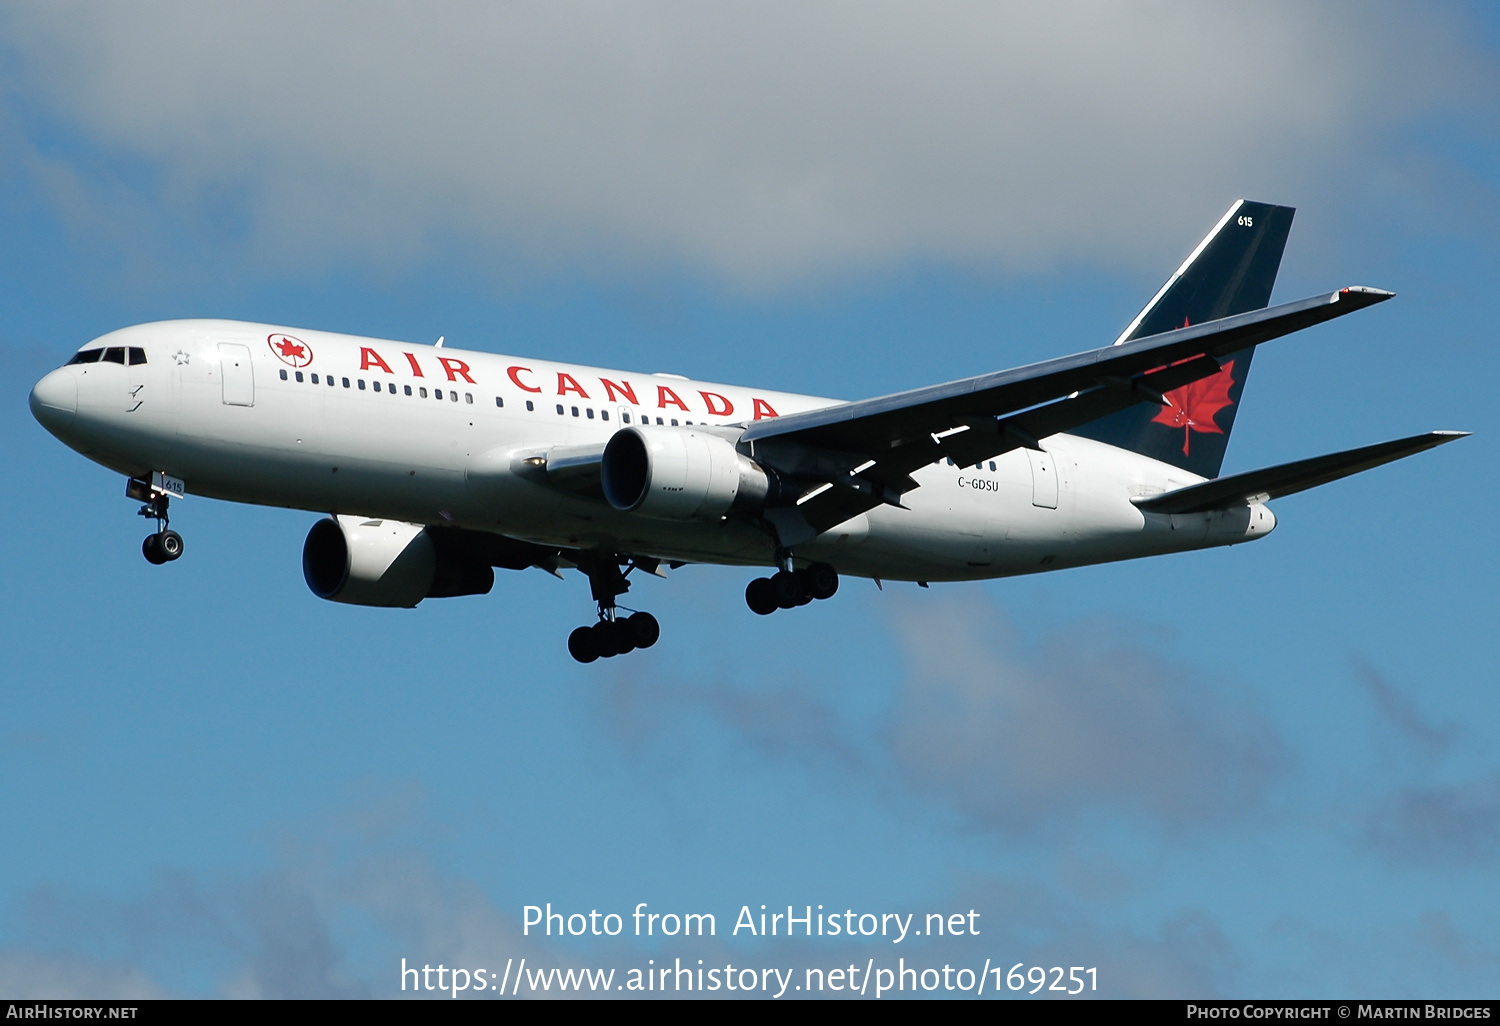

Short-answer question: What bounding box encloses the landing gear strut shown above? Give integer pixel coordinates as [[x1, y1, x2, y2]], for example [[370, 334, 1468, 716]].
[[568, 554, 661, 663], [746, 557, 838, 615], [128, 477, 184, 565]]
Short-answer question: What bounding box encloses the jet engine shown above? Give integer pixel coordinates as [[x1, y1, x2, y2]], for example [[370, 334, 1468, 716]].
[[302, 516, 494, 607], [601, 425, 779, 519]]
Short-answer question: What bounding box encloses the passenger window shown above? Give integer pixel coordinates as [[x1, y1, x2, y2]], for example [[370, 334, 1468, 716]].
[[419, 387, 428, 398], [342, 377, 351, 388], [989, 461, 996, 471], [449, 391, 457, 402], [494, 396, 503, 408], [656, 417, 664, 425], [601, 410, 609, 421], [373, 380, 381, 392], [67, 349, 103, 364], [279, 369, 288, 381], [465, 393, 473, 404], [670, 418, 678, 426], [104, 347, 126, 364], [526, 400, 534, 411], [571, 406, 579, 417], [128, 347, 147, 365], [295, 371, 304, 382], [327, 376, 334, 387], [404, 385, 412, 396], [556, 404, 564, 415], [622, 412, 630, 424], [586, 408, 594, 419], [311, 373, 319, 384], [358, 379, 366, 390]]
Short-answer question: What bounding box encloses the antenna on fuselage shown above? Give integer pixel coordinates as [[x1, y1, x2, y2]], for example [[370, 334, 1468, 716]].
[[434, 336, 445, 348]]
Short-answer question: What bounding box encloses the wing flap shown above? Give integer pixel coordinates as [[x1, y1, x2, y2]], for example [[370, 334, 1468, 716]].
[[1131, 431, 1469, 515]]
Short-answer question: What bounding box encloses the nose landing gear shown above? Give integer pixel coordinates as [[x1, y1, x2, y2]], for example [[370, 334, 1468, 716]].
[[746, 558, 838, 615], [568, 553, 661, 663], [128, 475, 184, 565], [142, 528, 184, 565]]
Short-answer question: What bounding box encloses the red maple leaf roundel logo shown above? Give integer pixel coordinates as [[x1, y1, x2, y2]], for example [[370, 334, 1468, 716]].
[[1151, 358, 1236, 456], [268, 333, 313, 368]]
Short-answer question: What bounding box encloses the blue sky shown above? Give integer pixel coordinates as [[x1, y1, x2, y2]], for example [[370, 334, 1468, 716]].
[[1, 1, 1497, 999]]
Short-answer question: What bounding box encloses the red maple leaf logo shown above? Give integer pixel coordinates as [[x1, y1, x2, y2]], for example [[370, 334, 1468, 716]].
[[267, 334, 313, 368], [1150, 358, 1236, 456]]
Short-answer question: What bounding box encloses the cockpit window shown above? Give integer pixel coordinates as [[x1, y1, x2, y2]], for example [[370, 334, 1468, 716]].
[[67, 349, 103, 365], [128, 347, 147, 365], [103, 347, 126, 364]]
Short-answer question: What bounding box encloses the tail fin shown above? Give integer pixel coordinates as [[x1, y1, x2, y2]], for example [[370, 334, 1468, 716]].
[[1072, 200, 1295, 478]]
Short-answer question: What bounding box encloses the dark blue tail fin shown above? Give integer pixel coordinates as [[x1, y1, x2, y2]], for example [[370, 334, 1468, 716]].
[[1072, 200, 1295, 478]]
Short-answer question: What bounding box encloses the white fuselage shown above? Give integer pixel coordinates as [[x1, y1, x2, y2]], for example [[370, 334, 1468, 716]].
[[30, 319, 1275, 582]]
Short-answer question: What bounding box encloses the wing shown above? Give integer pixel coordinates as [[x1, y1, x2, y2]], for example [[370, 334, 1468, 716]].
[[740, 286, 1393, 535]]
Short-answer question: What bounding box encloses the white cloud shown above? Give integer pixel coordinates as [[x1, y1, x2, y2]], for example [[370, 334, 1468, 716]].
[[0, 951, 166, 1000], [1366, 774, 1500, 868], [0, 1, 1481, 288], [885, 598, 1287, 831], [600, 595, 1288, 833]]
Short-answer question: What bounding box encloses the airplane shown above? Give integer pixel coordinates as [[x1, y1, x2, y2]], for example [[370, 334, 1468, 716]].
[[29, 200, 1467, 663]]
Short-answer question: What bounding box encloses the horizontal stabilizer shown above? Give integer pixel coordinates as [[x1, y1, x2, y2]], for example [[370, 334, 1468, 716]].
[[1131, 431, 1469, 515]]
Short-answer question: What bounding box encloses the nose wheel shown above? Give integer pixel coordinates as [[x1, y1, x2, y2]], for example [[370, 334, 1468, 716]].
[[143, 529, 185, 565], [129, 477, 184, 564]]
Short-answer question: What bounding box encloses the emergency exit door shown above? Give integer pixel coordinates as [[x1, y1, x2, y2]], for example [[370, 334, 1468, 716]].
[[1027, 448, 1058, 509]]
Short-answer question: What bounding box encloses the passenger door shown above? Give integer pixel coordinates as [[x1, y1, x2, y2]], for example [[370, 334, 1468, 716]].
[[219, 343, 255, 406]]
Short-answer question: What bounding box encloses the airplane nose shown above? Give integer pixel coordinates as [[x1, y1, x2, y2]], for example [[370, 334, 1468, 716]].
[[30, 367, 77, 435]]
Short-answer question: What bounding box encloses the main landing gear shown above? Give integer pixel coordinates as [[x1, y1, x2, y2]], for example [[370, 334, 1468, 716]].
[[129, 480, 184, 565], [568, 554, 661, 664], [745, 557, 838, 615]]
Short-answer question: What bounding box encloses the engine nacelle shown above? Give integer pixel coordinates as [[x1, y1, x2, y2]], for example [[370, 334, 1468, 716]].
[[302, 516, 494, 607], [601, 425, 774, 519]]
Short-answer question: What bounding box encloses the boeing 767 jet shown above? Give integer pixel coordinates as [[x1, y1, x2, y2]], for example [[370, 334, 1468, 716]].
[[29, 201, 1466, 661]]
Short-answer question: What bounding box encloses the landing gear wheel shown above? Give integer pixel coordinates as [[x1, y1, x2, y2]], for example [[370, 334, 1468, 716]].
[[771, 570, 804, 609], [746, 577, 777, 615], [569, 626, 599, 663], [793, 569, 815, 605], [806, 562, 838, 600], [612, 620, 637, 656], [591, 620, 629, 658], [626, 611, 660, 648], [158, 530, 184, 561], [142, 533, 167, 565]]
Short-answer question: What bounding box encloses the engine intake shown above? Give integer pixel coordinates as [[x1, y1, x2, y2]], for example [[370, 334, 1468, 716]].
[[303, 516, 494, 607], [601, 425, 777, 519]]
